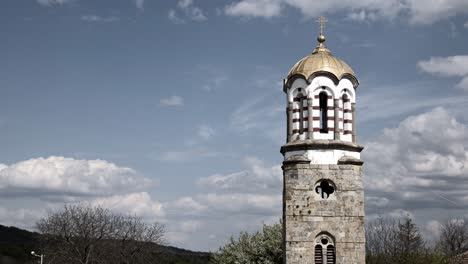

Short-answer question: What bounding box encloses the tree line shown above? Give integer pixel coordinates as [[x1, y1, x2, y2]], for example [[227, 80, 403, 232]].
[[31, 204, 468, 264], [212, 216, 468, 264]]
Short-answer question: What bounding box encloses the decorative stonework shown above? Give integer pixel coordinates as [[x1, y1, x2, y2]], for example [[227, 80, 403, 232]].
[[282, 158, 365, 264]]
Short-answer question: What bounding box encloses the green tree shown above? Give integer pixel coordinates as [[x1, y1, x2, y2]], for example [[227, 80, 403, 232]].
[[211, 222, 282, 264]]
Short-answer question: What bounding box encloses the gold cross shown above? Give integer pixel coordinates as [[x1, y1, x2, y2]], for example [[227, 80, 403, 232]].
[[316, 16, 328, 35]]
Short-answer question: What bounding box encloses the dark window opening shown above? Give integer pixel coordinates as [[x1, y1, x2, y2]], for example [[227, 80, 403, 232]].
[[326, 245, 335, 264], [315, 180, 335, 199], [315, 245, 323, 264], [319, 92, 328, 133], [298, 93, 305, 134]]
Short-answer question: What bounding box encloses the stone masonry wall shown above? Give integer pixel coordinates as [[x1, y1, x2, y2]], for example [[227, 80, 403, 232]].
[[283, 162, 365, 264]]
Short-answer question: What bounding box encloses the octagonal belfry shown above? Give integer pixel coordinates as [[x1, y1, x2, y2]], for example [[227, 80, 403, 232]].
[[281, 18, 365, 264]]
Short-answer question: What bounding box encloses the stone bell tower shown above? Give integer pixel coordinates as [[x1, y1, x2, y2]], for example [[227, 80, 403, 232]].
[[281, 17, 365, 264]]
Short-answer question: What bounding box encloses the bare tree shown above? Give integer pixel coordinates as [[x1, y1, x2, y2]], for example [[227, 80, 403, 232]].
[[438, 218, 468, 257], [36, 204, 165, 264], [366, 216, 446, 264], [366, 217, 399, 263]]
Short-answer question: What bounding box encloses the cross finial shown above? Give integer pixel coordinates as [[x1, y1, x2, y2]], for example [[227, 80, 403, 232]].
[[316, 16, 328, 35]]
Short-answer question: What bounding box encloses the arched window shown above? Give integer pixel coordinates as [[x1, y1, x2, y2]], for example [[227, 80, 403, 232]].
[[315, 245, 323, 264], [319, 92, 328, 133], [342, 93, 352, 137], [315, 234, 335, 264], [298, 92, 305, 134], [292, 89, 307, 137]]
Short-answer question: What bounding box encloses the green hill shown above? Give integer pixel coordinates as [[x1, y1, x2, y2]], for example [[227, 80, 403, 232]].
[[0, 224, 211, 264]]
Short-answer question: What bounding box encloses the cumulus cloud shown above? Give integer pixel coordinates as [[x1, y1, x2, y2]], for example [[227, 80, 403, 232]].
[[225, 0, 399, 20], [0, 206, 45, 229], [225, 0, 283, 18], [165, 196, 208, 216], [160, 95, 184, 106], [169, 0, 207, 23], [418, 55, 468, 90], [91, 192, 164, 219], [160, 156, 281, 249], [363, 107, 468, 215], [418, 55, 468, 77], [0, 156, 151, 198], [196, 193, 280, 215], [161, 157, 281, 218], [405, 0, 468, 24], [224, 0, 468, 24]]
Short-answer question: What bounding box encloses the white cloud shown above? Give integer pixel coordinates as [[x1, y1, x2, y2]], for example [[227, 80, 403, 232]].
[[406, 0, 468, 24], [418, 55, 468, 77], [160, 157, 282, 249], [91, 192, 164, 219], [347, 10, 378, 22], [179, 220, 203, 233], [0, 156, 150, 198], [224, 0, 468, 24], [80, 15, 118, 22], [37, 0, 72, 6], [285, 0, 400, 20], [425, 220, 443, 241], [197, 125, 216, 140], [225, 0, 283, 18], [168, 9, 185, 24], [366, 107, 466, 179], [178, 0, 207, 21], [363, 107, 468, 215], [197, 156, 282, 193], [0, 206, 45, 230], [165, 196, 208, 215], [196, 193, 280, 214], [134, 0, 144, 10], [160, 95, 184, 106], [169, 0, 207, 23], [418, 55, 468, 91]]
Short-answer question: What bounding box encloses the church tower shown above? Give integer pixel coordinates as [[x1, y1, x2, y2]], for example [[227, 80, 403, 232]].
[[281, 17, 365, 264]]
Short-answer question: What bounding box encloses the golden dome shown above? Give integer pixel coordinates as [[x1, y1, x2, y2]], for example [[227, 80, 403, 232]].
[[286, 34, 359, 88]]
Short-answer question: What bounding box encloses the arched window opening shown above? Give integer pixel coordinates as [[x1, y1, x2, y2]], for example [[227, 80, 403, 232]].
[[315, 234, 335, 264], [326, 245, 335, 264], [342, 93, 352, 137], [292, 88, 307, 138], [298, 92, 305, 134], [319, 92, 328, 133], [315, 245, 323, 264]]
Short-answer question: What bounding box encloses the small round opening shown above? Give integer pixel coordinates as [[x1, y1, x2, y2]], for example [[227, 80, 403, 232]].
[[321, 238, 328, 245]]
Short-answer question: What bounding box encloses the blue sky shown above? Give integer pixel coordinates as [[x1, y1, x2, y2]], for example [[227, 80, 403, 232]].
[[1, 0, 468, 251]]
